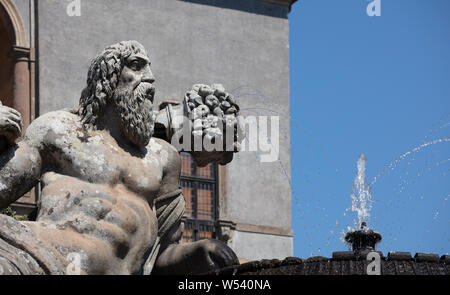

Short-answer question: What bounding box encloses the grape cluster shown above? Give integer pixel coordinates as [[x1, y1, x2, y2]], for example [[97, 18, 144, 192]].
[[184, 84, 240, 144]]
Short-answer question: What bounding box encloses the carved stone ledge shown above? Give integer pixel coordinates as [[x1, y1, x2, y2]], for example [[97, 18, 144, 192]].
[[235, 222, 293, 237]]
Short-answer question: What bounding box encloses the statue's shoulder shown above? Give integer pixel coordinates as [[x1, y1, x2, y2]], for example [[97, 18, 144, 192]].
[[147, 137, 181, 169], [148, 137, 180, 157], [24, 109, 82, 147]]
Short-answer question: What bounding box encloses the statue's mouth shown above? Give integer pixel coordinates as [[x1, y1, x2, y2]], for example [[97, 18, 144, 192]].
[[135, 82, 155, 103]]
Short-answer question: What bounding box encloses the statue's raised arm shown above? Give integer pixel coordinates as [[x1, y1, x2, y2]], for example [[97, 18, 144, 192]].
[[154, 84, 244, 167]]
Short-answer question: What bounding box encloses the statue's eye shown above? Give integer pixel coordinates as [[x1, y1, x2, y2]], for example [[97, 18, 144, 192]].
[[129, 60, 143, 70]]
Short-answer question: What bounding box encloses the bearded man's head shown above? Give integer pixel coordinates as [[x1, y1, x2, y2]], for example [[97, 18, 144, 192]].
[[78, 40, 156, 147]]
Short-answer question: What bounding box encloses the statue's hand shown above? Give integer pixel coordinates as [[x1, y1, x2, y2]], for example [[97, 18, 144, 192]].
[[154, 239, 239, 275], [182, 84, 245, 166], [0, 101, 23, 148], [189, 239, 239, 274]]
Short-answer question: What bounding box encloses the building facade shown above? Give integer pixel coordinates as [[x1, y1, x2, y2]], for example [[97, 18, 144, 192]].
[[0, 0, 295, 261]]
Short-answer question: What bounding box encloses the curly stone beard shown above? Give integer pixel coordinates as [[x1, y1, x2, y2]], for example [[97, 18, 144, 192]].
[[112, 82, 156, 147]]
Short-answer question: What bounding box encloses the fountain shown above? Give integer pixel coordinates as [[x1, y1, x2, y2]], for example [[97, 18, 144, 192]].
[[210, 154, 448, 275], [345, 154, 382, 254], [344, 222, 382, 252]]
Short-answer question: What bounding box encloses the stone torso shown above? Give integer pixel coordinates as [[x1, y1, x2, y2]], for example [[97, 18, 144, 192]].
[[23, 110, 176, 274]]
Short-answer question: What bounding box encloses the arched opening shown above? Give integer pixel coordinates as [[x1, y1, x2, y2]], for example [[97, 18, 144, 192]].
[[0, 0, 36, 217], [0, 0, 32, 128], [0, 3, 14, 107]]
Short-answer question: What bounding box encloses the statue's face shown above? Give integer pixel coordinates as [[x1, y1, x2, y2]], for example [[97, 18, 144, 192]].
[[112, 52, 156, 147], [118, 52, 155, 99]]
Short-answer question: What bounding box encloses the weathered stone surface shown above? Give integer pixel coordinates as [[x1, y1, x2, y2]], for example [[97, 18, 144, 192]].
[[387, 251, 412, 261], [332, 251, 356, 261], [414, 253, 440, 263]]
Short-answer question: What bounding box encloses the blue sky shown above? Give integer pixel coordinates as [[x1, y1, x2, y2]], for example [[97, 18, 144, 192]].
[[289, 0, 450, 258]]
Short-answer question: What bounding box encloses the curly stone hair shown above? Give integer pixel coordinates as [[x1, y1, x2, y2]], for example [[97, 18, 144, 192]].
[[77, 41, 147, 127]]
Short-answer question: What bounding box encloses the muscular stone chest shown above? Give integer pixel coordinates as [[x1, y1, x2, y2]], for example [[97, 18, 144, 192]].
[[47, 127, 165, 199]]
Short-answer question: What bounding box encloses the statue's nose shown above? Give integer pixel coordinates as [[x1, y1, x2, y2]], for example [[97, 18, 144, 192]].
[[142, 68, 155, 84]]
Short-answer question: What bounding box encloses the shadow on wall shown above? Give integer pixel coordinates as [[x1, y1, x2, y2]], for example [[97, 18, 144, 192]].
[[180, 0, 289, 18]]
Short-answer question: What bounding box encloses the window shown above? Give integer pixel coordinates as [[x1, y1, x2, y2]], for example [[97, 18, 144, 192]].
[[180, 152, 218, 242]]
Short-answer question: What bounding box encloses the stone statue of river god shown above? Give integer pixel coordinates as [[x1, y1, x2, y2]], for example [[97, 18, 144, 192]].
[[0, 41, 243, 275]]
